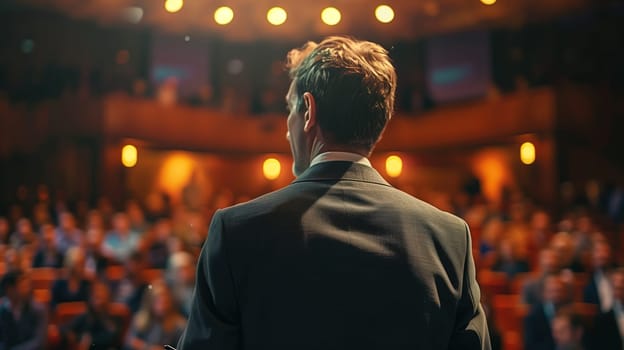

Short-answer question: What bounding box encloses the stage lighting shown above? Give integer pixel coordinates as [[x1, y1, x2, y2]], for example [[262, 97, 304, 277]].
[[321, 7, 341, 26], [267, 7, 287, 26]]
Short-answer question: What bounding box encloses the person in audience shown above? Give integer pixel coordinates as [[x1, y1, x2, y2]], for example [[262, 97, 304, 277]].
[[479, 217, 504, 266], [85, 209, 106, 232], [145, 218, 171, 269], [524, 273, 571, 350], [3, 247, 22, 272], [51, 246, 91, 309], [0, 270, 48, 350], [126, 200, 148, 234], [583, 240, 614, 311], [55, 211, 83, 254], [61, 279, 125, 350], [125, 280, 186, 350], [10, 218, 37, 249], [32, 222, 64, 268], [112, 251, 148, 313], [491, 237, 530, 278], [591, 267, 624, 349], [551, 307, 586, 350], [102, 212, 141, 263], [529, 209, 552, 252], [166, 251, 195, 317], [84, 227, 109, 278], [522, 247, 562, 305], [551, 232, 585, 272]]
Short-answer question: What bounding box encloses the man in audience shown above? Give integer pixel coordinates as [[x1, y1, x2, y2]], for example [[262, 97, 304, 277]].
[[552, 307, 586, 350], [591, 267, 624, 349], [102, 212, 141, 263], [0, 270, 48, 350], [522, 247, 561, 305], [524, 273, 571, 350], [583, 240, 614, 311], [55, 211, 83, 254], [51, 246, 91, 309], [112, 251, 147, 313], [61, 279, 125, 350], [9, 218, 37, 249], [32, 222, 64, 268]]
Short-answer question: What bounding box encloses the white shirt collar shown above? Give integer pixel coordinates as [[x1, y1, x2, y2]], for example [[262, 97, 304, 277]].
[[310, 151, 372, 168]]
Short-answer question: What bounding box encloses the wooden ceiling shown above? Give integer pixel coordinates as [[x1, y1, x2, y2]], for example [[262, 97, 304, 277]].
[[19, 0, 593, 41]]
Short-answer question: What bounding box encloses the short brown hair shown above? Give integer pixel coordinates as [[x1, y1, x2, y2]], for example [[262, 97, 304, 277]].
[[286, 36, 397, 150]]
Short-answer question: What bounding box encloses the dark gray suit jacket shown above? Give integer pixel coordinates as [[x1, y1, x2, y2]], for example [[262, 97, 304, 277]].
[[178, 161, 490, 349]]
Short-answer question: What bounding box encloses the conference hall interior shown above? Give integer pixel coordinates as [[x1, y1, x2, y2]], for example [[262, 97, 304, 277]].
[[1, 0, 623, 349]]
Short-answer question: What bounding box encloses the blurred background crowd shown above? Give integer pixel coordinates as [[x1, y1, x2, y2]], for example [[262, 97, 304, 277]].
[[2, 0, 624, 349]]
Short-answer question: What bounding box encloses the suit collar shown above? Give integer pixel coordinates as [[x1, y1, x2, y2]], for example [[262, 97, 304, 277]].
[[292, 161, 391, 187]]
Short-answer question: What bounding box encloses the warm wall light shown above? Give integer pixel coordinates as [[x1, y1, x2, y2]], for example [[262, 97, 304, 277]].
[[214, 6, 234, 25], [122, 145, 138, 168], [263, 158, 281, 180], [385, 155, 403, 178], [480, 0, 497, 5], [321, 7, 341, 26], [267, 7, 287, 25], [520, 142, 536, 165], [165, 0, 183, 13], [375, 5, 395, 23]]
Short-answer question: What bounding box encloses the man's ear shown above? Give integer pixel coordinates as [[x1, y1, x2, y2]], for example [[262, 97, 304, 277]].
[[302, 92, 316, 133]]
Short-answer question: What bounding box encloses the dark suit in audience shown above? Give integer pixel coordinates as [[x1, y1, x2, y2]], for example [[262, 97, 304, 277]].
[[591, 308, 623, 350]]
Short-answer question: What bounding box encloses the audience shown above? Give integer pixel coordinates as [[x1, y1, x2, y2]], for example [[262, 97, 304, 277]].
[[0, 184, 622, 349], [124, 280, 186, 350], [0, 270, 48, 350]]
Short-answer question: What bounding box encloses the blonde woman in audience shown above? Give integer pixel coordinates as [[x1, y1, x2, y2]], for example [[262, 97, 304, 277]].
[[125, 280, 186, 350], [166, 251, 196, 317]]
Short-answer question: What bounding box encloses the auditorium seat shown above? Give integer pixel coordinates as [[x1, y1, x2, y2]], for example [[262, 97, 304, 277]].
[[477, 270, 509, 296], [105, 264, 126, 281], [33, 288, 51, 305], [141, 268, 164, 284], [492, 294, 527, 333], [54, 301, 87, 325], [29, 267, 59, 290]]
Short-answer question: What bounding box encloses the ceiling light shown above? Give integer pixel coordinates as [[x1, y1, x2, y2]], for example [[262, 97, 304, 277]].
[[321, 7, 341, 26], [165, 0, 183, 13], [375, 5, 395, 24], [214, 6, 234, 25], [267, 7, 287, 26]]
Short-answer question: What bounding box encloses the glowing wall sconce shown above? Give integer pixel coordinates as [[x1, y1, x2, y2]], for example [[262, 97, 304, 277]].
[[520, 142, 536, 165], [263, 158, 281, 180], [385, 155, 403, 178], [122, 145, 138, 168]]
